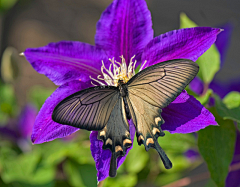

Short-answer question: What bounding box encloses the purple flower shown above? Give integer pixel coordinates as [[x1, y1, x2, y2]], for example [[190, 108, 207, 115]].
[[184, 149, 200, 162], [0, 104, 37, 151], [23, 0, 218, 181]]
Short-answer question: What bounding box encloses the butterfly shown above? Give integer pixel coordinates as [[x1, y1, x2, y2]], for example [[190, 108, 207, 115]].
[[52, 59, 199, 177]]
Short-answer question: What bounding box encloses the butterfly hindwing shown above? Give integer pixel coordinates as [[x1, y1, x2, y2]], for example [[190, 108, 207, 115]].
[[126, 59, 199, 169], [52, 86, 119, 131], [97, 94, 132, 177], [53, 87, 132, 177], [126, 93, 172, 169]]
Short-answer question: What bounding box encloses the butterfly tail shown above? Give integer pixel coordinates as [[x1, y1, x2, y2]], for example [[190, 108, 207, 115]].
[[138, 131, 172, 169], [154, 140, 172, 169], [109, 152, 117, 177]]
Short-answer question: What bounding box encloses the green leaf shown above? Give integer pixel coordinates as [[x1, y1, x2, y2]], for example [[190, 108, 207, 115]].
[[180, 13, 220, 84], [194, 89, 213, 105], [1, 151, 55, 185], [223, 91, 240, 109], [159, 131, 196, 153], [104, 174, 137, 187], [159, 154, 191, 173], [0, 0, 17, 12], [0, 82, 19, 122], [125, 140, 149, 173], [198, 107, 236, 187], [214, 94, 240, 123], [238, 123, 240, 131], [196, 46, 220, 83], [39, 139, 94, 167], [205, 179, 217, 187], [63, 159, 97, 187], [10, 181, 55, 187], [158, 132, 197, 173], [155, 172, 181, 186], [0, 177, 8, 187], [54, 180, 71, 187], [180, 12, 198, 28]]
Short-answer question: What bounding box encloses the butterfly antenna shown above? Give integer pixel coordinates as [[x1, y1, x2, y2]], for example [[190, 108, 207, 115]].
[[154, 140, 172, 169], [109, 152, 117, 177]]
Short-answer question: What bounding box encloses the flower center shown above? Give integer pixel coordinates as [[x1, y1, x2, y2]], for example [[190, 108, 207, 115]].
[[90, 55, 147, 87]]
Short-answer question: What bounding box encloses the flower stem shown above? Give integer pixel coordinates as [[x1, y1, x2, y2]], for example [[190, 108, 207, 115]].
[[98, 180, 104, 187], [201, 83, 209, 97]]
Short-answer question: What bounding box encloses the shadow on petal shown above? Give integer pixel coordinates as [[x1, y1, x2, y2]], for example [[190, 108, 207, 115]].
[[161, 91, 217, 133]]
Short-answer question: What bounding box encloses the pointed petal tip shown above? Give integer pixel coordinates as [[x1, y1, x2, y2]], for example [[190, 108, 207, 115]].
[[31, 135, 37, 144], [19, 52, 25, 56], [31, 137, 36, 144]]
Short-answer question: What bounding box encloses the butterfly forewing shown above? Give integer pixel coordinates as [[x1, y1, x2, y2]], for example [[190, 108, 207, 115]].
[[52, 86, 119, 131], [127, 59, 199, 108]]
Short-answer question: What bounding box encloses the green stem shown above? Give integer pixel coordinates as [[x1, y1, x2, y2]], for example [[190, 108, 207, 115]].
[[201, 83, 209, 97]]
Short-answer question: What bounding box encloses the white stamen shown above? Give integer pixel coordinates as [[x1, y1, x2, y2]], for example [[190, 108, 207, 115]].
[[139, 60, 147, 72], [90, 76, 105, 86], [90, 55, 146, 86], [91, 81, 98, 86]]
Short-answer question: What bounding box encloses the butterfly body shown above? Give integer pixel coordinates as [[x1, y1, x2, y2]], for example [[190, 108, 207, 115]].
[[52, 59, 199, 177]]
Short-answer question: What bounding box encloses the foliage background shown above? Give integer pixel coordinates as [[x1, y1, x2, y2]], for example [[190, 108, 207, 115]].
[[0, 0, 240, 187]]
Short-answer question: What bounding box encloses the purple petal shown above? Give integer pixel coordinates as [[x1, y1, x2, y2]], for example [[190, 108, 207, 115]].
[[189, 77, 204, 95], [226, 130, 240, 187], [95, 0, 153, 65], [31, 80, 92, 144], [215, 23, 232, 67], [0, 126, 19, 141], [208, 97, 215, 107], [184, 149, 200, 162], [161, 90, 217, 134], [210, 79, 240, 99], [18, 104, 37, 139], [24, 41, 107, 86], [141, 27, 221, 68], [90, 121, 135, 181]]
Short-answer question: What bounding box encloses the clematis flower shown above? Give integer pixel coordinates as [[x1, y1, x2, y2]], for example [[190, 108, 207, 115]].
[[0, 104, 37, 151], [184, 149, 200, 162], [23, 0, 219, 181]]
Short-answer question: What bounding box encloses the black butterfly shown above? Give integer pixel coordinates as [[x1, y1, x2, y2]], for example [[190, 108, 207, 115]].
[[52, 59, 199, 177]]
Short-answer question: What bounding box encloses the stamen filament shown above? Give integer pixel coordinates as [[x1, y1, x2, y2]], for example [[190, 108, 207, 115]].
[[90, 55, 147, 86], [139, 60, 147, 72]]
